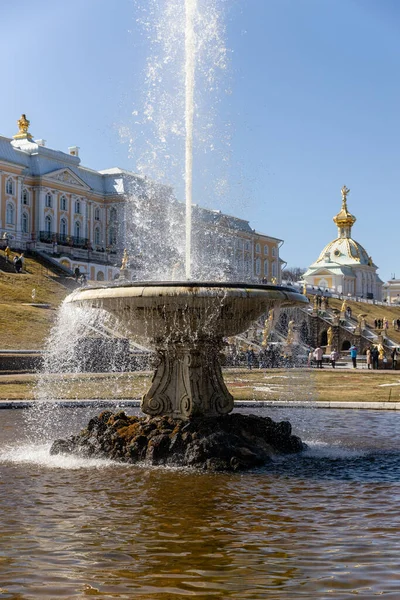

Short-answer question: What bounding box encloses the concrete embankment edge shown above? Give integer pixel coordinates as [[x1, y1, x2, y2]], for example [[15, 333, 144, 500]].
[[1, 400, 400, 410]]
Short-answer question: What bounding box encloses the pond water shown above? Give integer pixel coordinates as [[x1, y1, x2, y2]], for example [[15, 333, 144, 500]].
[[0, 406, 399, 599]]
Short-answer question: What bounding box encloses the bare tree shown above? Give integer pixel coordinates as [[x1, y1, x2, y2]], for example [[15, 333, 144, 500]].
[[282, 267, 306, 283]]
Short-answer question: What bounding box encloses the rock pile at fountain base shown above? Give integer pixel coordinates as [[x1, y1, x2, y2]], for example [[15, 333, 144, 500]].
[[50, 411, 306, 471]]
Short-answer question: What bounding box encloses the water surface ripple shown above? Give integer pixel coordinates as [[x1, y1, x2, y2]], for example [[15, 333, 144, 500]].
[[0, 407, 399, 599]]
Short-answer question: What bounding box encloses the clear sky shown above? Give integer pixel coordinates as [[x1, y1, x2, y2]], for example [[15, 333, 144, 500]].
[[1, 0, 399, 282]]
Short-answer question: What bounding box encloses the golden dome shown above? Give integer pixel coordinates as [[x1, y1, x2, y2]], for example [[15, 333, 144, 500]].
[[333, 185, 356, 229]]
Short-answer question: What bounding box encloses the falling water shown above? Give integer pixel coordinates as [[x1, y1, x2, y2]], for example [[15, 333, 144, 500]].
[[184, 0, 196, 279], [128, 0, 228, 281]]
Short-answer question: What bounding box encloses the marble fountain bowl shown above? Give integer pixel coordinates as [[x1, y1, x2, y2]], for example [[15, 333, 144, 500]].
[[65, 282, 308, 419]]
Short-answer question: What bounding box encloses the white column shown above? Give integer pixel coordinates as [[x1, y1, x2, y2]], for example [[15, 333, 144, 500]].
[[16, 177, 23, 241], [54, 191, 59, 240], [38, 187, 46, 233]]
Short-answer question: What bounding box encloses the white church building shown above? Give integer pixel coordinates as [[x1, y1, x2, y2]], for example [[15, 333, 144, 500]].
[[303, 186, 383, 300]]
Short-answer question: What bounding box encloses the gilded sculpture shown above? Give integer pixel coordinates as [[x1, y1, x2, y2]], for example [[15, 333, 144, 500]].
[[327, 326, 333, 347], [341, 185, 350, 204], [13, 114, 33, 141], [262, 309, 274, 346], [121, 248, 129, 270]]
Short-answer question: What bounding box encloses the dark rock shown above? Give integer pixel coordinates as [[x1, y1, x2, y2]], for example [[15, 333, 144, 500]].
[[50, 411, 306, 472]]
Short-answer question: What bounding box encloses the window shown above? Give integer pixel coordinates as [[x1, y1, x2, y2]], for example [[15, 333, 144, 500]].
[[6, 178, 14, 195], [272, 261, 277, 278], [108, 226, 116, 246], [110, 207, 117, 222], [245, 240, 250, 252], [74, 221, 81, 239], [94, 227, 101, 246], [22, 212, 29, 234], [45, 215, 52, 234], [60, 196, 67, 211], [272, 247, 276, 257], [264, 245, 269, 255], [6, 203, 15, 224], [60, 218, 67, 238], [45, 193, 52, 208], [255, 243, 261, 254], [94, 207, 100, 221], [75, 200, 81, 214], [255, 257, 261, 276], [264, 260, 269, 277], [22, 189, 29, 205]]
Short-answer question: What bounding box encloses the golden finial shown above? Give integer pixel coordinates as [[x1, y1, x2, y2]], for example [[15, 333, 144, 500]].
[[13, 114, 33, 141], [341, 185, 350, 206]]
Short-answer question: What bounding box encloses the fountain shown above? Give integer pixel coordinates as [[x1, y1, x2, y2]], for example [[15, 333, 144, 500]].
[[49, 0, 308, 470]]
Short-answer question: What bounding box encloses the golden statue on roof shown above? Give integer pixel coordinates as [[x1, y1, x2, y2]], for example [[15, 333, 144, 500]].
[[13, 114, 33, 141], [341, 185, 350, 204]]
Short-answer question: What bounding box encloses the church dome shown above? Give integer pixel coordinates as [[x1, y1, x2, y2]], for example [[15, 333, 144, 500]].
[[316, 237, 372, 266]]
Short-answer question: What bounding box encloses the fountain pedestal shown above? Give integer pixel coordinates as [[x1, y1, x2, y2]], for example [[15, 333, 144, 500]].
[[142, 339, 233, 418], [66, 282, 308, 420]]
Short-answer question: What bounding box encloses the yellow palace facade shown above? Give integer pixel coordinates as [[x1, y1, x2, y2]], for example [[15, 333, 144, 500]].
[[1, 115, 284, 282]]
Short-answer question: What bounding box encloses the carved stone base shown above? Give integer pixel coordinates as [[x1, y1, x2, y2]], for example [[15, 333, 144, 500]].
[[141, 340, 233, 419]]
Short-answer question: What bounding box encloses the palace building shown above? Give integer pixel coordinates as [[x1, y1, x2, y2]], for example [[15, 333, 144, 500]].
[[1, 114, 284, 282], [303, 186, 383, 300]]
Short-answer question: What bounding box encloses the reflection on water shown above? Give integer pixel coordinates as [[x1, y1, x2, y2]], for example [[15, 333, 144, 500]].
[[0, 407, 399, 599]]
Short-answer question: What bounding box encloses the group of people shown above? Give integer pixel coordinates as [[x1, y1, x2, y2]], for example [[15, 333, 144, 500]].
[[309, 344, 399, 370], [4, 246, 24, 273], [366, 346, 398, 370], [374, 318, 389, 330], [310, 346, 341, 369]]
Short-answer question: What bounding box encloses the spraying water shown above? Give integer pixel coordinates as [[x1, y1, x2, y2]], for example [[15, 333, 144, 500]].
[[184, 0, 197, 279], [129, 0, 228, 281]]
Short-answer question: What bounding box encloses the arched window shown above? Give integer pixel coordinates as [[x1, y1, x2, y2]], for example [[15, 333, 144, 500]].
[[255, 243, 261, 254], [272, 261, 277, 278], [6, 178, 14, 195], [60, 196, 67, 211], [75, 200, 81, 214], [6, 203, 15, 224], [108, 227, 116, 246], [94, 227, 101, 246], [45, 215, 52, 234], [264, 260, 269, 277], [74, 221, 81, 239], [96, 271, 105, 281], [22, 212, 29, 234], [94, 207, 100, 221], [22, 189, 29, 205], [45, 193, 52, 208], [60, 218, 67, 239], [272, 247, 276, 257], [110, 207, 117, 222], [264, 245, 269, 255], [255, 257, 261, 276]]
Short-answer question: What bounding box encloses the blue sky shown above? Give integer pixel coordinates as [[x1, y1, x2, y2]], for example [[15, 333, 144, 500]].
[[1, 0, 399, 282]]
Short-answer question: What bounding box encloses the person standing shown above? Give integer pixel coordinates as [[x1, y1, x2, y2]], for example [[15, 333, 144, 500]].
[[246, 347, 255, 370], [313, 346, 323, 369], [330, 349, 339, 369], [391, 348, 398, 370], [366, 347, 372, 370], [14, 254, 22, 273], [349, 344, 358, 368], [371, 346, 379, 370]]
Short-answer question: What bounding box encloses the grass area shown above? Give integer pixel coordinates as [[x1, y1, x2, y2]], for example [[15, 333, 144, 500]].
[[1, 368, 400, 403], [327, 296, 400, 346], [0, 252, 71, 349]]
